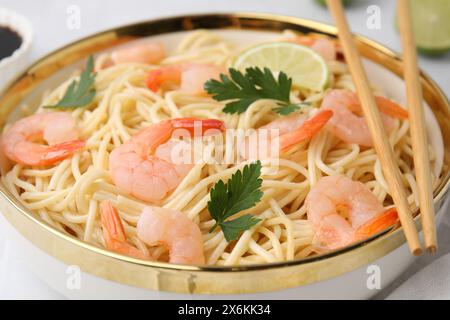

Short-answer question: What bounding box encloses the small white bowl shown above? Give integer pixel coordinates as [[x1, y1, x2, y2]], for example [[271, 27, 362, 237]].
[[0, 8, 33, 93]]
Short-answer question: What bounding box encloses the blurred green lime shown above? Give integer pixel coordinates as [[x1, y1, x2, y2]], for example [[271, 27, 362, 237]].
[[315, 0, 352, 7], [408, 0, 450, 55]]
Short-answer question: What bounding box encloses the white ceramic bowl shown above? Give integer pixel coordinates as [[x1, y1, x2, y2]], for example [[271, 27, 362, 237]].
[[0, 14, 449, 300], [0, 8, 33, 92]]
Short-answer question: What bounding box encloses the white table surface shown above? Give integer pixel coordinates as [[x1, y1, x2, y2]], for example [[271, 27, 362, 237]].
[[0, 0, 449, 300]]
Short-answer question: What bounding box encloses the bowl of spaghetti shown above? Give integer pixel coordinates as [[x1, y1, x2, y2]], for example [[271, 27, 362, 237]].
[[0, 13, 449, 299]]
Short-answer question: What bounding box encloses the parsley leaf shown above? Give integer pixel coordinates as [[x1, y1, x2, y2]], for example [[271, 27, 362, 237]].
[[204, 67, 307, 116], [273, 102, 312, 115], [45, 55, 96, 109], [220, 215, 261, 242], [208, 161, 264, 242]]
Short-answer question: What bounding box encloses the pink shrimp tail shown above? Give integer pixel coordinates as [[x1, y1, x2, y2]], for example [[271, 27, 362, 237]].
[[100, 200, 150, 260], [146, 69, 165, 92], [146, 64, 222, 94], [170, 117, 225, 136], [280, 110, 333, 151], [38, 140, 85, 166], [100, 200, 127, 243], [355, 208, 399, 240], [131, 117, 224, 156], [344, 92, 408, 120], [375, 96, 409, 120]]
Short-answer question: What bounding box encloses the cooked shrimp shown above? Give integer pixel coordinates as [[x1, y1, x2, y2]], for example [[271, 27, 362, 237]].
[[109, 117, 225, 203], [288, 36, 337, 61], [306, 175, 398, 251], [97, 42, 166, 69], [112, 41, 165, 65], [241, 110, 333, 160], [100, 200, 150, 260], [100, 201, 204, 264], [146, 63, 223, 95], [321, 89, 408, 147], [137, 206, 205, 265], [1, 112, 85, 166]]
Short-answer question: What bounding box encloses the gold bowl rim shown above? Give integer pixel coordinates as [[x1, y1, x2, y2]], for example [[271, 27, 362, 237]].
[[1, 12, 449, 274]]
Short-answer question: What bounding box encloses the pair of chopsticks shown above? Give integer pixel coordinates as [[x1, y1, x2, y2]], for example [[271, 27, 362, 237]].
[[326, 0, 436, 255]]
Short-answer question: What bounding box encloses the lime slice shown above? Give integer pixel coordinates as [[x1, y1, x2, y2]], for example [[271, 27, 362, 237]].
[[234, 42, 329, 91], [410, 0, 450, 55]]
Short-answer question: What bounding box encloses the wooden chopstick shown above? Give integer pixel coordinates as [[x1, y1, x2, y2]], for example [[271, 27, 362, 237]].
[[397, 0, 437, 253], [326, 0, 422, 255]]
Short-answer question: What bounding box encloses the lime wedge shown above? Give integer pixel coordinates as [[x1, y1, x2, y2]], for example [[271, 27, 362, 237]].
[[410, 0, 450, 55], [234, 42, 329, 91]]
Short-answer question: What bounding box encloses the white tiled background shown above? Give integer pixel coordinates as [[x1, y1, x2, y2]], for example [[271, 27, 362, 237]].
[[0, 0, 449, 299]]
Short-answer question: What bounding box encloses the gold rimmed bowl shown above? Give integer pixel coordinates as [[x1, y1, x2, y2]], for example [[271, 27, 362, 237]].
[[0, 13, 449, 299]]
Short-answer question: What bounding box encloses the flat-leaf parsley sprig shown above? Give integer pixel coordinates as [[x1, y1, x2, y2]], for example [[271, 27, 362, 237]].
[[204, 67, 308, 115], [208, 161, 264, 242], [45, 55, 97, 109]]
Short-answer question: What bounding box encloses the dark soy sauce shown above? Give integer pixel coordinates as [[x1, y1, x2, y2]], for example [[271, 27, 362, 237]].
[[0, 26, 22, 61]]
